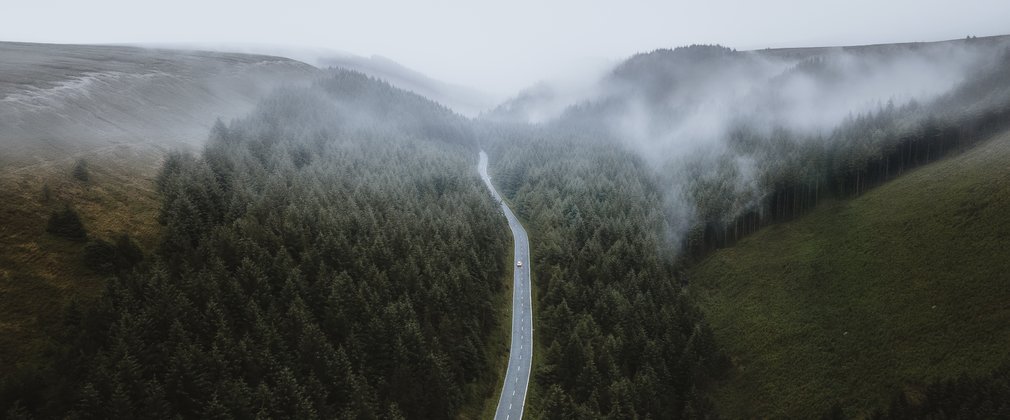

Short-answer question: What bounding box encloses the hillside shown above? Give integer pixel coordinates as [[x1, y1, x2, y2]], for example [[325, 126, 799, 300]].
[[0, 145, 163, 381], [489, 35, 1010, 125], [689, 128, 1010, 418], [484, 36, 1010, 263], [0, 42, 318, 386], [1, 68, 515, 419], [0, 41, 316, 168], [317, 54, 495, 117]]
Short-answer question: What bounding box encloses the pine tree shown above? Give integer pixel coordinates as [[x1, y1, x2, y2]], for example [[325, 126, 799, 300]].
[[46, 205, 87, 241], [72, 159, 90, 182]]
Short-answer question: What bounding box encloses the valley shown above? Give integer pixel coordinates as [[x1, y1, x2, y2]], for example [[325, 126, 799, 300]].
[[2, 25, 1010, 419]]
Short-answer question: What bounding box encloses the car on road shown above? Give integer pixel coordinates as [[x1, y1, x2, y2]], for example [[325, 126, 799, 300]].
[[517, 260, 523, 267]]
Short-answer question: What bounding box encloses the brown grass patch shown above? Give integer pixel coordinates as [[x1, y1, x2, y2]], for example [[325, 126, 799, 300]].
[[0, 143, 165, 376]]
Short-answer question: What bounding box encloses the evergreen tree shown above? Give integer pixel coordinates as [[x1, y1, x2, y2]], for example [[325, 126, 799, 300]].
[[46, 205, 87, 241], [72, 159, 90, 182]]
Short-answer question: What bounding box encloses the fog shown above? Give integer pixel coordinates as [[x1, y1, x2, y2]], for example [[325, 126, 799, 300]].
[[601, 42, 994, 161], [500, 39, 999, 160], [3, 1, 1010, 252], [3, 0, 1010, 103], [494, 37, 1010, 249], [0, 42, 317, 167]]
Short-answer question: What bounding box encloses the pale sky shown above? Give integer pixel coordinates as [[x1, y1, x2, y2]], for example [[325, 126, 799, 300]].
[[4, 0, 1009, 97]]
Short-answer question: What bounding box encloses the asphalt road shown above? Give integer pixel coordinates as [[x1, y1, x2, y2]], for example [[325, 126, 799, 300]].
[[479, 151, 533, 420]]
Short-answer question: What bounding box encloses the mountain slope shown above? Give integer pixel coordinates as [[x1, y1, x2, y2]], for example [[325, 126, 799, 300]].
[[689, 127, 1010, 418], [0, 43, 319, 388], [0, 68, 514, 419], [490, 35, 1010, 126], [318, 54, 495, 117], [489, 35, 1010, 262], [0, 146, 164, 383], [0, 41, 317, 168]]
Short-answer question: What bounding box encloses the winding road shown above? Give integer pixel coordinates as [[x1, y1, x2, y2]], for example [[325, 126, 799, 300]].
[[479, 151, 533, 420]]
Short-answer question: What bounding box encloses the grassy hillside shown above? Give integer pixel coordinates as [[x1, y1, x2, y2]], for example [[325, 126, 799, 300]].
[[690, 128, 1010, 418], [0, 40, 316, 379], [0, 145, 162, 379], [0, 41, 315, 168]]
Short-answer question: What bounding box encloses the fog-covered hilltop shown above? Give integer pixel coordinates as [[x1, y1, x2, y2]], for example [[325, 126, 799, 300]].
[[317, 53, 496, 117], [487, 35, 1010, 256], [0, 42, 317, 167], [491, 35, 1010, 127]]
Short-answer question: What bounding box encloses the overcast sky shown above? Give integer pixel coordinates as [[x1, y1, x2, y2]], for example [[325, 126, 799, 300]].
[[4, 0, 1009, 97]]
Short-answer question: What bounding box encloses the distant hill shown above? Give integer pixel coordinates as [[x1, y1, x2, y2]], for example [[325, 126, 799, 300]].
[[757, 34, 1010, 60], [317, 53, 495, 117], [0, 41, 317, 168], [145, 44, 498, 117], [489, 35, 1010, 129]]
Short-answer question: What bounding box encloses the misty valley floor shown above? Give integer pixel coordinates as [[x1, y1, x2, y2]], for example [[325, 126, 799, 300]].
[[690, 129, 1010, 418]]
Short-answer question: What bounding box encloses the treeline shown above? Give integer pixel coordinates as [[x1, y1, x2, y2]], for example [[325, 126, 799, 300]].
[[680, 49, 1010, 260], [817, 365, 1010, 419], [2, 70, 510, 419], [485, 124, 729, 418], [869, 366, 1010, 419]]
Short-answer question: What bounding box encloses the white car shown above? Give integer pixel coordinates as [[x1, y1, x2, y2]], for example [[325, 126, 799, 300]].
[[517, 260, 523, 267]]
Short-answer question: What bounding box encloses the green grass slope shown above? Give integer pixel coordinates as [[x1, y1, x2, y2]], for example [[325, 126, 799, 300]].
[[690, 128, 1010, 418]]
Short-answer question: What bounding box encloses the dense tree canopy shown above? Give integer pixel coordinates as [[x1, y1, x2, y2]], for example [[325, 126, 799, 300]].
[[485, 124, 729, 419], [5, 70, 510, 419], [4, 39, 1010, 420]]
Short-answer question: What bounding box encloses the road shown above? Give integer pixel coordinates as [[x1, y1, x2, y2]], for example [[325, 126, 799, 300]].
[[479, 151, 533, 420]]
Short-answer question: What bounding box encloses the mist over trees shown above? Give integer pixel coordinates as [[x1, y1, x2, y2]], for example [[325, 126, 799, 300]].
[[3, 70, 510, 419], [493, 37, 1010, 260], [3, 34, 1010, 419], [475, 37, 1010, 417], [674, 46, 1010, 257], [485, 124, 729, 418]]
